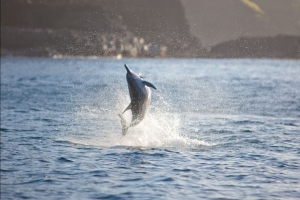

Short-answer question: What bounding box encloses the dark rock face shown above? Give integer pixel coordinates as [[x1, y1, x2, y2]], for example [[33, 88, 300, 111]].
[[210, 35, 300, 59], [1, 0, 207, 57]]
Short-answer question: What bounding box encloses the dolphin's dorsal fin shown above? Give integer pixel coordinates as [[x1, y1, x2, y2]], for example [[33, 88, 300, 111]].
[[122, 103, 132, 114], [143, 81, 157, 90]]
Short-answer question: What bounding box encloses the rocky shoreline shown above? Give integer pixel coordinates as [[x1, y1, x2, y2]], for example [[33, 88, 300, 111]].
[[210, 35, 300, 59], [1, 27, 205, 58], [2, 26, 299, 59]]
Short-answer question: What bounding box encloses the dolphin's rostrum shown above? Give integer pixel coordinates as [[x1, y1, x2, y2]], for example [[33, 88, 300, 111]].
[[118, 64, 157, 136]]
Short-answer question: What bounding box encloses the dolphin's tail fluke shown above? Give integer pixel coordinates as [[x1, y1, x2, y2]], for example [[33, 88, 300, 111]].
[[118, 114, 129, 136]]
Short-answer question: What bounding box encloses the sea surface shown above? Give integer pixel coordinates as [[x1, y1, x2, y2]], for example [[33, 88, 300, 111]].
[[1, 57, 300, 199]]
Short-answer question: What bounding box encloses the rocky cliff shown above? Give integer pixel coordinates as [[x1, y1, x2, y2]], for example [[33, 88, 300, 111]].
[[1, 0, 299, 59], [1, 0, 207, 57]]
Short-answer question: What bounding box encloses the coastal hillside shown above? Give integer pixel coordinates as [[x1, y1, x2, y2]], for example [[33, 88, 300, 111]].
[[1, 0, 206, 57], [210, 35, 300, 59], [1, 0, 299, 58], [181, 0, 300, 48]]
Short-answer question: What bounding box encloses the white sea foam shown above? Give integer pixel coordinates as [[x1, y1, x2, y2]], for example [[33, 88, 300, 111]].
[[65, 110, 212, 149]]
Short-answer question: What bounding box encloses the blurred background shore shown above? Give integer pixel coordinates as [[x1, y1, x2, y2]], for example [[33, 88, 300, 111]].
[[1, 0, 300, 58]]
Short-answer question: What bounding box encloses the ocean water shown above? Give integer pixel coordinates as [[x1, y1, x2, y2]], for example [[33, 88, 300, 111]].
[[1, 57, 300, 199]]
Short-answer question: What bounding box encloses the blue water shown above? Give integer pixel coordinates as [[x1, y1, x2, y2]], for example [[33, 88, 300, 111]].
[[1, 57, 300, 199]]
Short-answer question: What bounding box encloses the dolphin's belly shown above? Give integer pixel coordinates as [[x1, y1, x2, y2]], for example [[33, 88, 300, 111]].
[[129, 83, 151, 126]]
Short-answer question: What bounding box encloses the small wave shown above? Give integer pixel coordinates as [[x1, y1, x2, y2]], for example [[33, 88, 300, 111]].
[[283, 122, 298, 127], [0, 128, 10, 132], [57, 157, 73, 162]]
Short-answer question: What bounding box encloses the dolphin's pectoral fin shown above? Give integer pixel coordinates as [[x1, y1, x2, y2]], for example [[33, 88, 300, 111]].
[[122, 103, 132, 114], [118, 114, 129, 136], [143, 81, 157, 90]]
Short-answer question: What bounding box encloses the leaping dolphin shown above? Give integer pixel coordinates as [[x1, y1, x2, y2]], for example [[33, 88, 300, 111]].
[[118, 64, 157, 136]]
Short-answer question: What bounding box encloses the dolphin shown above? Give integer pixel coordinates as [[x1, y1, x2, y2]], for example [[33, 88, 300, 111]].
[[118, 64, 157, 136]]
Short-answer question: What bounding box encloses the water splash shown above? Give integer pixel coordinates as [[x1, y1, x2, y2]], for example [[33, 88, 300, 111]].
[[65, 111, 212, 149], [63, 90, 213, 149]]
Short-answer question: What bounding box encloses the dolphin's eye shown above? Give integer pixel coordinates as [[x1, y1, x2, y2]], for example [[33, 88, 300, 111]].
[[139, 74, 146, 79]]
